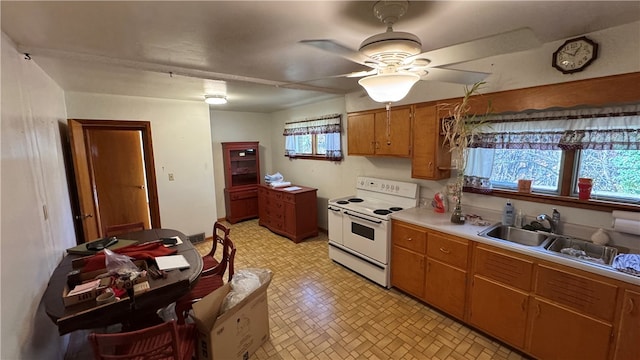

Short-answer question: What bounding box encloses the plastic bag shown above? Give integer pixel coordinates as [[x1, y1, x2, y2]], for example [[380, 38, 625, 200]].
[[104, 248, 139, 275], [221, 268, 272, 313]]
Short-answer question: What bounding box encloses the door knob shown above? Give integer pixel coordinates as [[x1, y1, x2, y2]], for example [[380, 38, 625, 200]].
[[75, 213, 93, 220]]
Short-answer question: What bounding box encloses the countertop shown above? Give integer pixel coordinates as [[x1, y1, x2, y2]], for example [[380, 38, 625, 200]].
[[392, 207, 640, 287]]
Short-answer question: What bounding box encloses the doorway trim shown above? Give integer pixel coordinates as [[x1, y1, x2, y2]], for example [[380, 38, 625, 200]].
[[69, 119, 161, 242]]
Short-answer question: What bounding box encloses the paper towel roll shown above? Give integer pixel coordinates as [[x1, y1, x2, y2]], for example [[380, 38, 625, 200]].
[[613, 218, 640, 236], [612, 210, 640, 222]]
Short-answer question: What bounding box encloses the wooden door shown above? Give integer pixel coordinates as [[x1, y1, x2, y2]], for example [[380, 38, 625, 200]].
[[347, 113, 375, 155], [374, 107, 411, 157], [390, 246, 425, 298], [527, 297, 612, 360], [613, 289, 640, 360], [469, 275, 529, 348], [425, 259, 466, 319], [69, 119, 160, 242], [412, 104, 451, 179]]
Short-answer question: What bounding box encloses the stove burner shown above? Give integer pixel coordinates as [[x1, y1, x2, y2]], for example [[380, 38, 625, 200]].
[[389, 207, 403, 211], [336, 200, 349, 205], [374, 209, 392, 215], [348, 198, 364, 203]]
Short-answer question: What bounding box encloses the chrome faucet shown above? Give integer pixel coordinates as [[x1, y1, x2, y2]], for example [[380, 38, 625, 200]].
[[536, 213, 557, 233]]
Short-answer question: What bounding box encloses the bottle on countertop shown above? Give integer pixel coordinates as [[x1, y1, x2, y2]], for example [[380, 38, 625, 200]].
[[515, 209, 526, 228], [502, 201, 515, 226]]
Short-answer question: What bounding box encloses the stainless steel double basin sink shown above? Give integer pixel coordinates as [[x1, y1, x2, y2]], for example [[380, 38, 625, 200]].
[[478, 223, 619, 268]]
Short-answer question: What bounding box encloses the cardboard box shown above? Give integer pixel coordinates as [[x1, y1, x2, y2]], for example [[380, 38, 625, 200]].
[[192, 273, 271, 360]]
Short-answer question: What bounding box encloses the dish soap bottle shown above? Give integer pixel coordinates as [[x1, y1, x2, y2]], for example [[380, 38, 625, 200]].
[[502, 201, 515, 226]]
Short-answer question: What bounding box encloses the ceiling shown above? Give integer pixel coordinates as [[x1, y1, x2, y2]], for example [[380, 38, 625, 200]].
[[2, 1, 639, 113]]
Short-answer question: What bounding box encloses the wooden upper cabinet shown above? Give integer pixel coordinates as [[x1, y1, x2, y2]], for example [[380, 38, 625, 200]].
[[411, 104, 451, 180], [347, 106, 411, 157]]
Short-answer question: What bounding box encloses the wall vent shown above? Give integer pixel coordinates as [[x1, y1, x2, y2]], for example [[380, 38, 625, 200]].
[[187, 232, 206, 244]]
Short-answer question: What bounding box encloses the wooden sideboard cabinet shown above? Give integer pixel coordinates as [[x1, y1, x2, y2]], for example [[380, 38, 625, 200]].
[[222, 141, 260, 223], [257, 184, 318, 243]]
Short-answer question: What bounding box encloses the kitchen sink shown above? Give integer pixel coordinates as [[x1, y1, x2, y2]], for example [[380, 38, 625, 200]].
[[478, 223, 551, 247], [545, 236, 618, 266]]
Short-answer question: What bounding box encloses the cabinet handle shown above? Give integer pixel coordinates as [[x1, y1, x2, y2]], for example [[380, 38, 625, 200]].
[[535, 303, 541, 317], [521, 298, 527, 312], [406, 237, 413, 241], [429, 161, 433, 170], [626, 298, 635, 314], [439, 247, 450, 254]]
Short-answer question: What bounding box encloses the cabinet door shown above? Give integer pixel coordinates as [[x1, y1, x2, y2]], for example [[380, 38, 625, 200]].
[[425, 259, 466, 319], [347, 113, 375, 155], [527, 297, 612, 360], [374, 107, 411, 157], [614, 289, 640, 360], [469, 276, 529, 348], [391, 245, 425, 298], [411, 104, 450, 180]]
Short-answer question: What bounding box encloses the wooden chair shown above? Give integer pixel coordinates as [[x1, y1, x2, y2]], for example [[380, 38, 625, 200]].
[[105, 222, 145, 237], [202, 221, 231, 276], [88, 320, 196, 360], [175, 235, 236, 324]]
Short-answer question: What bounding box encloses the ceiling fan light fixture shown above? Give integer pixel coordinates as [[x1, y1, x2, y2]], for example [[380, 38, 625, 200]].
[[204, 94, 227, 105], [358, 71, 420, 103]]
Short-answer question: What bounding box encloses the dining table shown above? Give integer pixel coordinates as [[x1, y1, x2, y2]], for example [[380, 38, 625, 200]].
[[41, 228, 203, 335]]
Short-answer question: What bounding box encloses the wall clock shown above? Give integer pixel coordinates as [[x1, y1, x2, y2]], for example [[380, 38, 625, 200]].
[[552, 36, 598, 74]]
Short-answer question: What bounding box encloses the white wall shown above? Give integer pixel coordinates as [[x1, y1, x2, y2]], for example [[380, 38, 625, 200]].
[[65, 93, 216, 238], [209, 110, 273, 220], [1, 32, 76, 360]]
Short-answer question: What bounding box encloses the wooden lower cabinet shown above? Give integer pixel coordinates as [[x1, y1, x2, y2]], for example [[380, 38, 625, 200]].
[[391, 245, 425, 298], [614, 289, 640, 360], [425, 259, 466, 319], [469, 275, 529, 348], [257, 185, 318, 243], [224, 187, 258, 223], [527, 297, 612, 360], [389, 223, 638, 359]]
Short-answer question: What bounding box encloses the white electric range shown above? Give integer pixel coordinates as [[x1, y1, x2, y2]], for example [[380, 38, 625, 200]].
[[328, 176, 419, 287]]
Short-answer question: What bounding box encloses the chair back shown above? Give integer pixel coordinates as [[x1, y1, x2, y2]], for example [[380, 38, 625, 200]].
[[203, 233, 236, 282], [202, 221, 231, 274], [105, 222, 145, 237], [88, 320, 195, 360]]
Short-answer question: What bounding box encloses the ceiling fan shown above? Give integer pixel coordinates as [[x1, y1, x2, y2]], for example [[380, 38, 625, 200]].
[[300, 0, 540, 103]]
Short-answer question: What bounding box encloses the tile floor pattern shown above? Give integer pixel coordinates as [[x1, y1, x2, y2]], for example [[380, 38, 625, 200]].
[[195, 220, 530, 360]]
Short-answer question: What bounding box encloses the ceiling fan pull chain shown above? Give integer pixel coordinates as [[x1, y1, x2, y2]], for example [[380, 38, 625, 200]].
[[386, 103, 392, 145]]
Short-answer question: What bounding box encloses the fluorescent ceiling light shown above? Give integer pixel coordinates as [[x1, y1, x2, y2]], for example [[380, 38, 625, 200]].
[[358, 71, 420, 103], [204, 94, 227, 105]]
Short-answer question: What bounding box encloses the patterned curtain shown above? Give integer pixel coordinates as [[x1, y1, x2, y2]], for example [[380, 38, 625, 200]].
[[469, 104, 640, 150], [283, 113, 342, 160]]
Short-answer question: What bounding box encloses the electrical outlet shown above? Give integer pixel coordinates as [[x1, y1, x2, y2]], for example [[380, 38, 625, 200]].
[[168, 173, 174, 181]]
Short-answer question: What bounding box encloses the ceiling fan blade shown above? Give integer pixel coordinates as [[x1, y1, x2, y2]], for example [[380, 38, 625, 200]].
[[409, 28, 541, 68], [300, 39, 382, 67], [421, 68, 490, 85], [345, 69, 378, 78]]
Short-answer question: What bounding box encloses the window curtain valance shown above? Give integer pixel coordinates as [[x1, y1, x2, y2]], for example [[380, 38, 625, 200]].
[[283, 113, 342, 136], [470, 104, 640, 150], [283, 113, 342, 160]]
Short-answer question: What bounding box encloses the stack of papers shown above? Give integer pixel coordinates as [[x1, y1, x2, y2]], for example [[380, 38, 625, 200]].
[[270, 181, 292, 188], [155, 255, 190, 270]]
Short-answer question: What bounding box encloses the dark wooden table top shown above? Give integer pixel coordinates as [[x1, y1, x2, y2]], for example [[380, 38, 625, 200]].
[[42, 228, 203, 335]]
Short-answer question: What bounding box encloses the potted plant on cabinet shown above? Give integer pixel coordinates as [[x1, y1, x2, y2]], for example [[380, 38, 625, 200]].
[[440, 81, 491, 224]]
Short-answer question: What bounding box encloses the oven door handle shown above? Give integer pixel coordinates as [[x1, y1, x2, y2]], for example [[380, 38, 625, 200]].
[[344, 211, 382, 224], [328, 207, 342, 212]]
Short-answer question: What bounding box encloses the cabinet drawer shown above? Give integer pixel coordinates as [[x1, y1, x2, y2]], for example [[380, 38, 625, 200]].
[[535, 264, 617, 322], [392, 221, 427, 254], [283, 193, 296, 203], [474, 245, 533, 291], [229, 189, 257, 200], [427, 234, 468, 269]]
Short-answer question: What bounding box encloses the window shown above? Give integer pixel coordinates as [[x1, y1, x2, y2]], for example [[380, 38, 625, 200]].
[[465, 104, 640, 204], [284, 114, 342, 160]]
